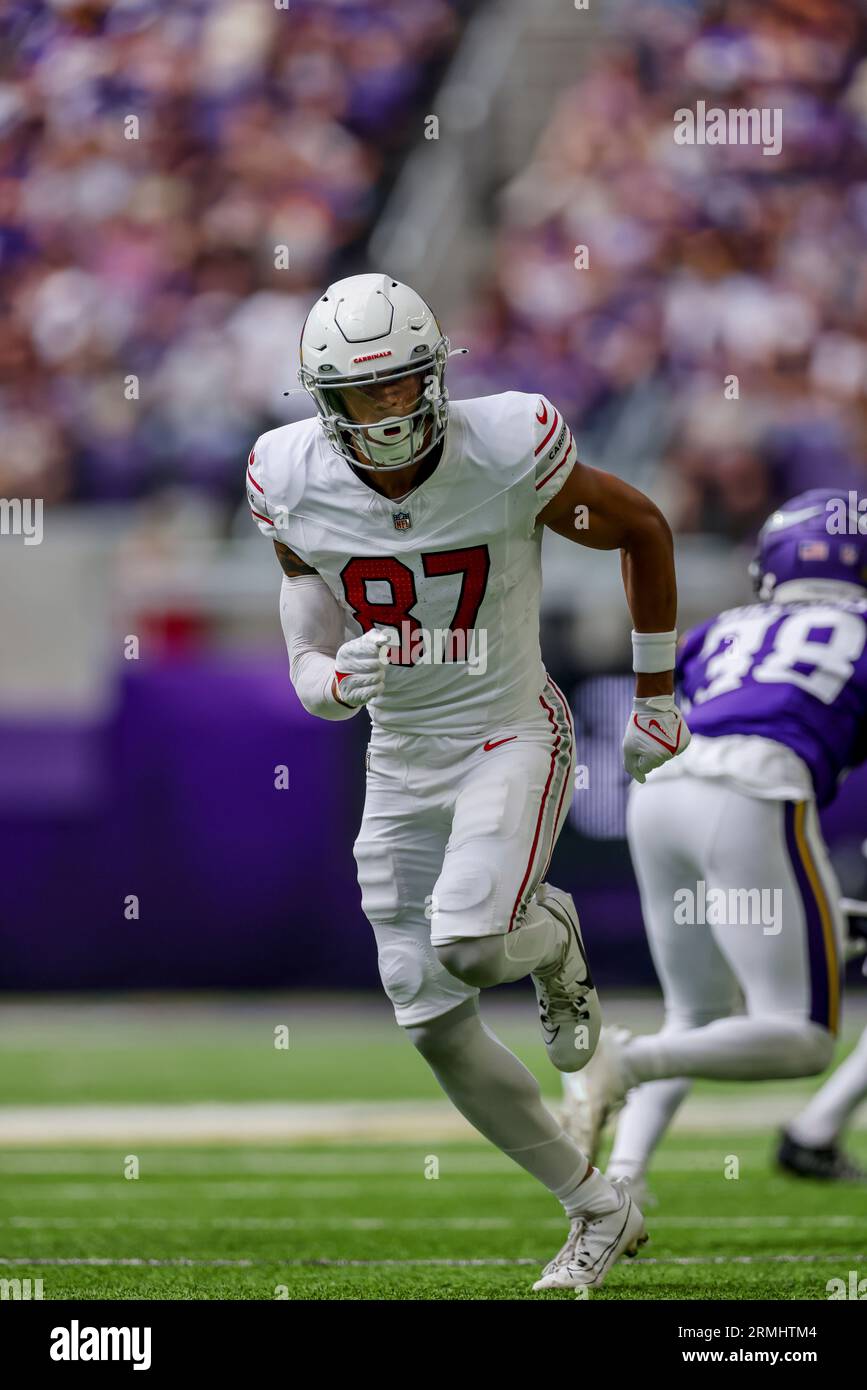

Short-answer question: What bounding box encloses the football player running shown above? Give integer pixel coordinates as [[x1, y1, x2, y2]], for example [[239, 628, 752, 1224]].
[[561, 490, 867, 1203], [246, 273, 689, 1292]]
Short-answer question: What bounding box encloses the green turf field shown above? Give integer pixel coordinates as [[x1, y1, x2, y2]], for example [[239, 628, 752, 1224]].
[[1, 995, 865, 1300]]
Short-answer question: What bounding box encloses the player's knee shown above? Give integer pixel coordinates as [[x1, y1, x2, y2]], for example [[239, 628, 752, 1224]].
[[755, 1017, 835, 1076], [376, 936, 430, 1012], [436, 937, 506, 988], [404, 998, 478, 1062], [798, 1022, 835, 1075], [372, 925, 477, 1025]]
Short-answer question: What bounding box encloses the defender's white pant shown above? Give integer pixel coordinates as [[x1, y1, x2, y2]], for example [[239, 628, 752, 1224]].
[[354, 679, 575, 1025], [626, 776, 844, 1037]]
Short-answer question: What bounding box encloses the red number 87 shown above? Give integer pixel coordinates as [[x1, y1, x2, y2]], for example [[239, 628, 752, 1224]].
[[340, 545, 490, 666]]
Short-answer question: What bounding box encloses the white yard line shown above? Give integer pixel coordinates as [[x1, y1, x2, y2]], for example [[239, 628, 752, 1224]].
[[1, 1096, 854, 1145], [0, 1102, 474, 1145], [0, 1253, 863, 1269], [0, 1214, 861, 1230], [0, 1149, 775, 1174], [0, 1181, 370, 1200]]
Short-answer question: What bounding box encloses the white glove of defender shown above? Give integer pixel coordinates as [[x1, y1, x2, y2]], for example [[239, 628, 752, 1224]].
[[623, 694, 690, 784], [332, 629, 392, 709]]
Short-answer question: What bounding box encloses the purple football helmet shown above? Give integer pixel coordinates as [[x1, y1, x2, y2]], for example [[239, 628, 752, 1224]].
[[750, 489, 867, 600]]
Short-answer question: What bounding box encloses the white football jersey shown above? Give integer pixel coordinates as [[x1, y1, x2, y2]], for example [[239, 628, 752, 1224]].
[[246, 392, 576, 735]]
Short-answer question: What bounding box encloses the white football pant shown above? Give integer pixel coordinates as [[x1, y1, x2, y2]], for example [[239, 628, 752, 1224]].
[[608, 774, 843, 1181], [354, 678, 575, 1025]]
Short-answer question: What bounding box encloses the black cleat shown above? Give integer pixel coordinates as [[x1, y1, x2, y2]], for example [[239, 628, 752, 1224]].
[[776, 1129, 867, 1182]]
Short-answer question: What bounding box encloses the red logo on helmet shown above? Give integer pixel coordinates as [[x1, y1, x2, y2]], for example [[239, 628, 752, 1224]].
[[352, 350, 394, 363]]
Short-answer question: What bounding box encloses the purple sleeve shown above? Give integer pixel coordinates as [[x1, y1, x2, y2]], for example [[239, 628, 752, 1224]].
[[676, 620, 712, 696]]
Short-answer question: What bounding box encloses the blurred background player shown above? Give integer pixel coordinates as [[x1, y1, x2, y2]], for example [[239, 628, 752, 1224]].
[[562, 490, 867, 1196], [247, 270, 690, 1288]]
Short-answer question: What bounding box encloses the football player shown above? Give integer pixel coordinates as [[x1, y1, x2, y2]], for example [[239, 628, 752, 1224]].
[[246, 273, 690, 1291], [561, 490, 867, 1202]]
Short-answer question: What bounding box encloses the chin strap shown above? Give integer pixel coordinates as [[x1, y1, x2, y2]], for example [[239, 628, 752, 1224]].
[[363, 417, 427, 469]]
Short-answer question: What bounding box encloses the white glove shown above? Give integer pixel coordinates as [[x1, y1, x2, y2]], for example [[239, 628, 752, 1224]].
[[332, 629, 392, 709], [623, 694, 690, 784]]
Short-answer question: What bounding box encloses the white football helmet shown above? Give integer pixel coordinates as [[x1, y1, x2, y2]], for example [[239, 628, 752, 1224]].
[[298, 273, 452, 471]]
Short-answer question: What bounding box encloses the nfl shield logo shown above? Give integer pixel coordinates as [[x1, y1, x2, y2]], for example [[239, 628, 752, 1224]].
[[392, 510, 412, 531]]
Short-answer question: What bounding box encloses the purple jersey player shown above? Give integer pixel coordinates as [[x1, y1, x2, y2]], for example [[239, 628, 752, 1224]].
[[560, 490, 867, 1200], [679, 539, 867, 809]]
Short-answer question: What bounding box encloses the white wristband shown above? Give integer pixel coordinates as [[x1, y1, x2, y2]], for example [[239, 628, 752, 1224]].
[[631, 628, 677, 674]]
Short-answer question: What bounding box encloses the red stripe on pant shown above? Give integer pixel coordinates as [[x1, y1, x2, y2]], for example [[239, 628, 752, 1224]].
[[546, 674, 575, 738], [541, 682, 573, 880], [507, 691, 569, 931]]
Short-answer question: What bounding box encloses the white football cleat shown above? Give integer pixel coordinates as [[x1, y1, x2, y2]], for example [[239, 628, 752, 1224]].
[[531, 886, 602, 1073], [533, 1186, 647, 1292], [561, 1025, 633, 1162]]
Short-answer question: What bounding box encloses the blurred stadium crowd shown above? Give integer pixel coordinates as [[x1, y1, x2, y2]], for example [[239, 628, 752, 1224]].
[[1, 0, 866, 543], [0, 0, 463, 506], [459, 0, 867, 539]]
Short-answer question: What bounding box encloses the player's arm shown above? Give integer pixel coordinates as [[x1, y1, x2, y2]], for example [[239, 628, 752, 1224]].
[[273, 540, 317, 579], [276, 561, 389, 719], [539, 462, 676, 694], [271, 543, 354, 713], [538, 456, 690, 783], [248, 447, 386, 719]]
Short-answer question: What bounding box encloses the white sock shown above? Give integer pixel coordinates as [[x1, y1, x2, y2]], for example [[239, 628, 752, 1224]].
[[556, 1164, 620, 1220], [788, 1026, 867, 1148]]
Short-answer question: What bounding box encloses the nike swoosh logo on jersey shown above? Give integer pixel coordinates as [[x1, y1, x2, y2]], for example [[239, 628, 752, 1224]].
[[536, 401, 548, 424], [632, 714, 682, 756], [483, 736, 518, 752]]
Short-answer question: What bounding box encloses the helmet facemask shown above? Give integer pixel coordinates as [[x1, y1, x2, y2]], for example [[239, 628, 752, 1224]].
[[300, 338, 450, 472]]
